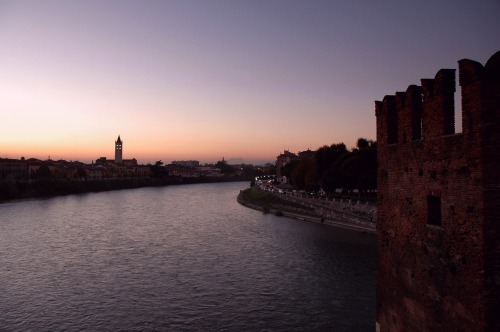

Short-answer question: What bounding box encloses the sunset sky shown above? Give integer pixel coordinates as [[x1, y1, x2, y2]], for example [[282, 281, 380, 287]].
[[0, 0, 498, 164]]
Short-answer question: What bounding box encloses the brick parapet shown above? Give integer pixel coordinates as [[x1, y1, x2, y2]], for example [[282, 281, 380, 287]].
[[376, 51, 500, 331]]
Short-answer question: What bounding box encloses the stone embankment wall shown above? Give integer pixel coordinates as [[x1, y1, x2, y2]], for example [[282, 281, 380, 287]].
[[278, 192, 376, 228], [238, 188, 375, 233], [376, 51, 500, 331]]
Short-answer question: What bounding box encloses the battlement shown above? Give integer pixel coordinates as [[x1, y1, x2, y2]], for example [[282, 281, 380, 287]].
[[376, 51, 500, 332], [376, 51, 500, 148]]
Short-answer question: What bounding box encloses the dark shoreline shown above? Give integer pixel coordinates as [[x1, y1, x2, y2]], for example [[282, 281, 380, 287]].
[[0, 176, 250, 203]]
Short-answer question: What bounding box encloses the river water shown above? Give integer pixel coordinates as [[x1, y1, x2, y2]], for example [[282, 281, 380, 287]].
[[0, 182, 375, 331]]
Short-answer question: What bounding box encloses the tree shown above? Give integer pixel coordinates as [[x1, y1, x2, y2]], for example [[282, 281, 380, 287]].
[[356, 137, 370, 149], [36, 165, 52, 179], [315, 143, 348, 192], [337, 138, 377, 194], [75, 167, 87, 180], [291, 158, 317, 191], [274, 138, 376, 194], [215, 157, 235, 174], [280, 160, 299, 182], [150, 160, 165, 178]]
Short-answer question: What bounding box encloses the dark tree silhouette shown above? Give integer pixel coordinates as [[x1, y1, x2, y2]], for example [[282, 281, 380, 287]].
[[315, 143, 348, 192], [75, 167, 87, 180], [150, 160, 165, 178], [36, 165, 53, 179], [215, 158, 235, 174], [291, 158, 317, 191], [280, 160, 299, 182], [281, 139, 378, 195]]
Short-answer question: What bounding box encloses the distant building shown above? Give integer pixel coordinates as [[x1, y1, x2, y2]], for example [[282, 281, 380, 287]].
[[95, 157, 108, 165], [115, 135, 123, 163], [92, 136, 139, 178], [0, 157, 27, 179], [196, 166, 223, 177], [172, 160, 200, 168], [275, 150, 299, 183], [165, 164, 200, 177], [298, 149, 315, 160], [122, 158, 138, 167], [88, 165, 104, 180]]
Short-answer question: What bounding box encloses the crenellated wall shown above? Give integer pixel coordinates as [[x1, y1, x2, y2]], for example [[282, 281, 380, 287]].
[[376, 51, 500, 332]]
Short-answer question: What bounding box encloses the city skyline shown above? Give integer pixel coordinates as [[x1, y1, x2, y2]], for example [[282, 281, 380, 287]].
[[1, 0, 498, 164]]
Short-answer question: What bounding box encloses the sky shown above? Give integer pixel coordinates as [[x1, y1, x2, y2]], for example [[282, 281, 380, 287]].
[[0, 0, 498, 164]]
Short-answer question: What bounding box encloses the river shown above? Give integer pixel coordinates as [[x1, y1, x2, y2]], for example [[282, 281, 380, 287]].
[[0, 181, 375, 331]]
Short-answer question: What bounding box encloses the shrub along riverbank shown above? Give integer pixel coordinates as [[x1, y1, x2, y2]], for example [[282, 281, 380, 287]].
[[237, 185, 318, 218]]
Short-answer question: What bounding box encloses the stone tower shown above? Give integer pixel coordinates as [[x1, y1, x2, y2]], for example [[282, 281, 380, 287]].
[[115, 135, 123, 163], [375, 51, 500, 331]]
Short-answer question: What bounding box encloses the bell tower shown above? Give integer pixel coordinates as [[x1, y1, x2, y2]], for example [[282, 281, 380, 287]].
[[115, 135, 123, 163]]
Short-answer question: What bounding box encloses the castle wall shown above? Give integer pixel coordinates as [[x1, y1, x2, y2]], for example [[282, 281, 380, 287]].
[[376, 51, 500, 332]]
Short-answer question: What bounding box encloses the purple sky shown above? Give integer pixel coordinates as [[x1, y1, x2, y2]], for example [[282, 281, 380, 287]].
[[0, 0, 498, 164]]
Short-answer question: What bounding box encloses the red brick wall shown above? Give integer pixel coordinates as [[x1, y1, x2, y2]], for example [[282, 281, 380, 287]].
[[376, 51, 500, 332]]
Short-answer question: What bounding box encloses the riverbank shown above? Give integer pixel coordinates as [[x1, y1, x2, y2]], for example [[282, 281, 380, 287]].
[[237, 186, 376, 234], [0, 176, 250, 202]]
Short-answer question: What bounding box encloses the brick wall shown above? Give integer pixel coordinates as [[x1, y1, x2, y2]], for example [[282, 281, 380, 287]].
[[376, 51, 500, 331]]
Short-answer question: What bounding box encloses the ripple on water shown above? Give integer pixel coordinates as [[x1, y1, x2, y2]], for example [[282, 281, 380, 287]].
[[0, 182, 376, 331]]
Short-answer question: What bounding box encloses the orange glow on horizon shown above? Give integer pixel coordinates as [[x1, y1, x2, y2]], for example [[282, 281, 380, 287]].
[[1, 130, 365, 165], [1, 2, 495, 166]]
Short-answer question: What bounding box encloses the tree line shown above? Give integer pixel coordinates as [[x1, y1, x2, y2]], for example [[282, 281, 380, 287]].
[[280, 138, 376, 196]]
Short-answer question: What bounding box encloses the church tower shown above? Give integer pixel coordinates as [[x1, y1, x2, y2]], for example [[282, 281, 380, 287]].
[[115, 135, 123, 163]]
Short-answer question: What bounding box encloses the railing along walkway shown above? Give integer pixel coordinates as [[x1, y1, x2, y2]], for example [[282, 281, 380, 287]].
[[276, 192, 377, 227]]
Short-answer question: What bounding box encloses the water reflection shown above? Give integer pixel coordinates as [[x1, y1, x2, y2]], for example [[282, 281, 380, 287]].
[[0, 182, 375, 331]]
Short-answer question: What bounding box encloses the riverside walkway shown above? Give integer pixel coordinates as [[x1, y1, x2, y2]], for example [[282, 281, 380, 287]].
[[277, 191, 376, 233], [238, 187, 376, 234]]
